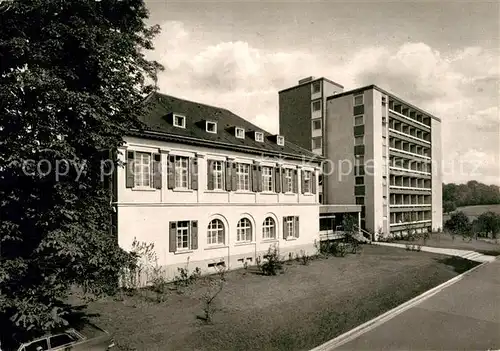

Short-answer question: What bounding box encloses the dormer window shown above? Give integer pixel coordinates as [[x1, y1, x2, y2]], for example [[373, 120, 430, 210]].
[[235, 127, 245, 139], [173, 114, 186, 128], [206, 121, 217, 134], [277, 135, 285, 146], [255, 132, 264, 142]]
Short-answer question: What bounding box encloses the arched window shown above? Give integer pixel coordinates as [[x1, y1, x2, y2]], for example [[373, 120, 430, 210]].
[[237, 218, 252, 242], [207, 219, 225, 245], [262, 217, 276, 240]]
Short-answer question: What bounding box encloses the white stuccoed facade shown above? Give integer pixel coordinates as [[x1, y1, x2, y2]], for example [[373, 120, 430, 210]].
[[115, 135, 322, 282]]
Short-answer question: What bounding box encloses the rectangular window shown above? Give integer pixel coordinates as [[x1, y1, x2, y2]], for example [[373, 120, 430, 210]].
[[176, 221, 190, 250], [206, 121, 217, 133], [354, 94, 364, 106], [312, 100, 322, 112], [356, 196, 365, 205], [354, 115, 364, 126], [355, 136, 364, 146], [355, 176, 364, 185], [175, 156, 189, 188], [236, 163, 250, 191], [303, 171, 311, 193], [262, 166, 274, 192], [312, 137, 322, 149], [212, 161, 224, 190], [173, 114, 186, 128], [277, 135, 285, 146], [134, 152, 151, 187], [312, 81, 321, 94], [284, 216, 298, 238], [312, 119, 322, 130], [235, 127, 245, 139], [285, 168, 293, 193], [255, 132, 264, 142]]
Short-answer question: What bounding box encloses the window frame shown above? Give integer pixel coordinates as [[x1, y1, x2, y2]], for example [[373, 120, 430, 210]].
[[212, 160, 224, 190], [134, 151, 152, 188], [174, 155, 189, 189], [262, 217, 276, 240], [355, 176, 364, 185], [303, 170, 311, 193], [236, 163, 251, 191], [312, 119, 322, 130], [49, 334, 75, 349], [354, 115, 364, 126], [176, 220, 191, 251], [312, 136, 322, 149], [235, 127, 245, 139], [206, 121, 217, 134], [255, 132, 264, 142], [173, 114, 186, 128], [261, 166, 274, 192], [284, 216, 295, 239], [354, 135, 364, 146], [277, 135, 285, 146], [284, 168, 294, 193], [312, 100, 322, 112], [207, 219, 225, 246], [353, 94, 364, 106], [311, 81, 321, 94], [236, 218, 252, 242]]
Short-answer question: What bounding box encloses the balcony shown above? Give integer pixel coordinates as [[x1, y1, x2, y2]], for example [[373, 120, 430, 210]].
[[389, 128, 430, 147], [389, 147, 431, 161], [389, 108, 431, 131]]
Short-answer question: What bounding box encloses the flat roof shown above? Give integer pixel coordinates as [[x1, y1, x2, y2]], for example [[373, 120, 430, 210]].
[[278, 77, 345, 94], [320, 204, 362, 214], [326, 84, 441, 122]]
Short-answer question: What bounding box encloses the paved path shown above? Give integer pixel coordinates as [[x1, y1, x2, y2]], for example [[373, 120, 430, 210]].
[[336, 259, 500, 350], [374, 242, 497, 262]]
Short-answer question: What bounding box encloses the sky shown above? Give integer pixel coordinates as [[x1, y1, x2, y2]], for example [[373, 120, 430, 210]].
[[144, 0, 500, 185]]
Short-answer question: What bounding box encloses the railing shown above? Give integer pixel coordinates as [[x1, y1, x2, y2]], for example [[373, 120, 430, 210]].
[[319, 230, 345, 241]]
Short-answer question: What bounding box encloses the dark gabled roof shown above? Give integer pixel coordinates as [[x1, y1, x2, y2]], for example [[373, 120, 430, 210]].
[[326, 84, 441, 122], [133, 92, 323, 163]]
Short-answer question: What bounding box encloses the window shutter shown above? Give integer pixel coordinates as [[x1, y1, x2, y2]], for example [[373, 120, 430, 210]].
[[257, 165, 262, 192], [190, 157, 198, 190], [281, 168, 286, 193], [301, 170, 305, 194], [167, 155, 175, 189], [275, 167, 281, 193], [190, 221, 198, 250], [231, 163, 237, 191], [207, 160, 214, 190], [293, 169, 298, 193], [169, 222, 177, 252], [294, 216, 300, 238], [252, 164, 258, 192], [283, 217, 287, 239], [225, 161, 232, 191], [312, 172, 317, 194], [126, 151, 135, 188], [153, 153, 162, 189]]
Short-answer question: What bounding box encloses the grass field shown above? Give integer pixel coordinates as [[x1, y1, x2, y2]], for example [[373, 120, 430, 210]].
[[398, 232, 500, 256], [443, 204, 500, 222], [71, 245, 478, 351]]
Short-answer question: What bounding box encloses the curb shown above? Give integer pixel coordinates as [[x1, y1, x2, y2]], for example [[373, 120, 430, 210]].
[[310, 259, 491, 351]]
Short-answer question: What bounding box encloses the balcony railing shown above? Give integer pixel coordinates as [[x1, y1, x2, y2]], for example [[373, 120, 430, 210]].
[[389, 166, 431, 176], [389, 109, 431, 129], [389, 128, 431, 145], [389, 147, 431, 160]]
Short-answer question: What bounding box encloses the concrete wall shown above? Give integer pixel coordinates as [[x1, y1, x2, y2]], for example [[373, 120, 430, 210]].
[[279, 84, 311, 150], [324, 95, 356, 205], [117, 136, 321, 282], [431, 118, 443, 230]]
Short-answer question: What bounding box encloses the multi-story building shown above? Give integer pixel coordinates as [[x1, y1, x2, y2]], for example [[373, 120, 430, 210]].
[[279, 78, 442, 239], [114, 92, 322, 281]]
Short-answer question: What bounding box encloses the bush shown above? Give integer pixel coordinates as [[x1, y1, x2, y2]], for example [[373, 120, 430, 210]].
[[475, 211, 500, 239], [174, 258, 201, 291], [260, 246, 284, 275], [445, 211, 471, 238], [200, 263, 227, 323]]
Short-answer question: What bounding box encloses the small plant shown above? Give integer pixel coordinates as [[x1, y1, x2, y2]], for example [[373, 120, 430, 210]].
[[200, 263, 227, 323], [298, 250, 311, 265], [260, 246, 284, 276], [173, 258, 201, 291]]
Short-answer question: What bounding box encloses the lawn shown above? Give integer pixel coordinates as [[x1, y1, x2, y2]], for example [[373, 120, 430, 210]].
[[443, 204, 500, 222], [398, 232, 500, 256], [72, 245, 478, 351]]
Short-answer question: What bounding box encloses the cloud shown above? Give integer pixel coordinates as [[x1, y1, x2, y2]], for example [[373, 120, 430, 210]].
[[148, 21, 499, 184]]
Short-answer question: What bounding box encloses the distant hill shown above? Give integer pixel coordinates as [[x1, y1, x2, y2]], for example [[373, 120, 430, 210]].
[[443, 204, 500, 222]]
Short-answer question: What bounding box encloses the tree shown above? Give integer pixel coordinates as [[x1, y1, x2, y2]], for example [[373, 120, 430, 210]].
[[443, 201, 456, 214], [342, 214, 360, 253], [0, 0, 161, 341], [475, 212, 500, 239], [444, 211, 471, 238]]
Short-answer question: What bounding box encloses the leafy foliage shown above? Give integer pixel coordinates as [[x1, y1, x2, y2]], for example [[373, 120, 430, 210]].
[[0, 0, 161, 339], [443, 201, 457, 214], [473, 211, 500, 239], [260, 246, 284, 276], [342, 214, 361, 253], [444, 211, 471, 237], [443, 181, 500, 209]]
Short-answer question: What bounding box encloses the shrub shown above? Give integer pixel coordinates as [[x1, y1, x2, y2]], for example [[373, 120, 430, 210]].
[[260, 246, 284, 275], [173, 258, 201, 291], [200, 263, 227, 323], [445, 211, 471, 238], [298, 250, 312, 265], [475, 211, 500, 239]]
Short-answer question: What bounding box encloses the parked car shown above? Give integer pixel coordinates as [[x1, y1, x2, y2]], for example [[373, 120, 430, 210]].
[[1, 323, 115, 351]]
